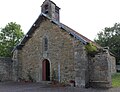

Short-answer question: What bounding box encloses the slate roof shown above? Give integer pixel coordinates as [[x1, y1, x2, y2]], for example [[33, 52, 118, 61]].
[[12, 13, 96, 52]]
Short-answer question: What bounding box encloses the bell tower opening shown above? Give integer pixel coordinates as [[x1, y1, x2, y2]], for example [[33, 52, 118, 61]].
[[41, 0, 60, 22], [44, 4, 49, 14]]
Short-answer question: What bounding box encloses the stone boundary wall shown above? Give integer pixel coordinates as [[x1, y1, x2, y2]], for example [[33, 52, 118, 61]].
[[0, 57, 12, 81]]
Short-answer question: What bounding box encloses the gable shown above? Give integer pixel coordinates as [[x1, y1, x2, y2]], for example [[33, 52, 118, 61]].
[[12, 13, 95, 52]]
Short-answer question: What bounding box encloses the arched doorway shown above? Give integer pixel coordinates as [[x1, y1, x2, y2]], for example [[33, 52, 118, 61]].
[[42, 59, 50, 81]]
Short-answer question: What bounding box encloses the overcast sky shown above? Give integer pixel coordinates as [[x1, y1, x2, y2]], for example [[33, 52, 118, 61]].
[[0, 0, 120, 41]]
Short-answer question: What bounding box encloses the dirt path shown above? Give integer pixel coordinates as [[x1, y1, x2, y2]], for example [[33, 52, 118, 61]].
[[0, 82, 119, 92]]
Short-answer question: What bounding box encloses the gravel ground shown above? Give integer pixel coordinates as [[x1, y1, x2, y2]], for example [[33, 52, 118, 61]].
[[0, 82, 119, 92]]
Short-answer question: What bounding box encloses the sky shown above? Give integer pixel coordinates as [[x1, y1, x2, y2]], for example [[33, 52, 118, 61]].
[[0, 0, 120, 41]]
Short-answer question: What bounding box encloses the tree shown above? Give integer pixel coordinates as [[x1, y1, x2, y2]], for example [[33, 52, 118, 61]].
[[0, 22, 24, 57], [94, 23, 120, 64]]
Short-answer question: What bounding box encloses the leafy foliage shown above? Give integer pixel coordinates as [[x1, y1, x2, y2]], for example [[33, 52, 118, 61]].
[[94, 23, 120, 64], [0, 22, 24, 57]]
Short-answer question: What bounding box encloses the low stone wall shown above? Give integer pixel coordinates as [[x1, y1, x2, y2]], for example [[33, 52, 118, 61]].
[[0, 57, 12, 81]]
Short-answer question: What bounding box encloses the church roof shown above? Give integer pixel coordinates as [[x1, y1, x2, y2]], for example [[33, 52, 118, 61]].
[[12, 13, 95, 51]]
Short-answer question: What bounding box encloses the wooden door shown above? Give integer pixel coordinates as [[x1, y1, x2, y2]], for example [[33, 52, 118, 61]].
[[42, 59, 50, 81]]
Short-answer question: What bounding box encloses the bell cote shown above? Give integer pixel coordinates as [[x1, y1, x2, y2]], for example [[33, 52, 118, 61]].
[[41, 0, 60, 22]]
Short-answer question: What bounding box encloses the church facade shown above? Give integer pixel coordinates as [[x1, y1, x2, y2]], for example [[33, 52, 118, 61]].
[[12, 0, 116, 88]]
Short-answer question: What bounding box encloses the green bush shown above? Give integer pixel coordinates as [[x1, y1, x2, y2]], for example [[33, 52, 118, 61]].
[[112, 73, 120, 87]]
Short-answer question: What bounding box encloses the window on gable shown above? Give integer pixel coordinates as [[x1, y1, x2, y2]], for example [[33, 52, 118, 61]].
[[44, 37, 48, 51]]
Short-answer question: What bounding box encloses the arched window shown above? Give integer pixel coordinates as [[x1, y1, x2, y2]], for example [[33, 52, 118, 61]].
[[44, 37, 48, 51]]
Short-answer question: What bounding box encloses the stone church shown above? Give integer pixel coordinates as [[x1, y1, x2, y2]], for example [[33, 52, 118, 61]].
[[10, 0, 116, 88]]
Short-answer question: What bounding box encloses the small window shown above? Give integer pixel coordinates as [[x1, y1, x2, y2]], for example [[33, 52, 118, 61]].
[[44, 37, 48, 51]]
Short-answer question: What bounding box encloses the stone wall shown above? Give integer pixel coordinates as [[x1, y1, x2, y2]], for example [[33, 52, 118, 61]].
[[89, 50, 112, 88], [15, 18, 76, 83], [109, 54, 116, 74], [0, 57, 12, 81], [12, 50, 22, 81], [74, 40, 89, 87]]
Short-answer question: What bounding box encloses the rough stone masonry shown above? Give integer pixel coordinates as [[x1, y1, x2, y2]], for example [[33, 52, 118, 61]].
[[0, 0, 116, 88]]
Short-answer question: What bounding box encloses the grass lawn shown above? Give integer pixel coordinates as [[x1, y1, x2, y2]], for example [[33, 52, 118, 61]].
[[112, 73, 120, 87]]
